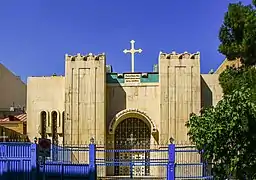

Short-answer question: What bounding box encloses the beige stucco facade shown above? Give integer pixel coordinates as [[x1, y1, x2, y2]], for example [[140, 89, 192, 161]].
[[26, 51, 225, 144], [215, 58, 241, 74], [26, 51, 225, 176], [26, 76, 65, 144], [0, 63, 26, 116]]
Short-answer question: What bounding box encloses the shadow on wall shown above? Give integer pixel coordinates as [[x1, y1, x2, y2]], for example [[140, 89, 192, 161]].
[[106, 78, 127, 128], [201, 76, 213, 109]]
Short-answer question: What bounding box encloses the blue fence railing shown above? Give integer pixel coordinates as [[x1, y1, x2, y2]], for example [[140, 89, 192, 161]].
[[0, 142, 93, 180], [0, 142, 213, 179], [96, 148, 169, 178], [0, 142, 37, 179], [175, 145, 213, 179]]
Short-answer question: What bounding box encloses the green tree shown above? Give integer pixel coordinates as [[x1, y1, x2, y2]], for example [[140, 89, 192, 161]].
[[218, 1, 256, 66], [219, 66, 256, 95], [218, 0, 256, 94], [186, 88, 256, 179], [187, 1, 256, 178]]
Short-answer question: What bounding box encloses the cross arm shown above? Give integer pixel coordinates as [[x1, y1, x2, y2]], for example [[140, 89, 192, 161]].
[[123, 49, 130, 54], [136, 49, 142, 53]]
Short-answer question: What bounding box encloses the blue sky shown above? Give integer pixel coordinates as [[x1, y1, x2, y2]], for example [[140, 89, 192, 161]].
[[0, 0, 252, 82]]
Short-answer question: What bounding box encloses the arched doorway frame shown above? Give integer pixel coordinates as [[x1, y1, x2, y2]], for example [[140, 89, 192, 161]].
[[108, 108, 157, 135], [108, 109, 156, 176], [114, 116, 151, 149]]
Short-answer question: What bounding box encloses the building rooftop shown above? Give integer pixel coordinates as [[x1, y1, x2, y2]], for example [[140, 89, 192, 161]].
[[0, 114, 27, 122]]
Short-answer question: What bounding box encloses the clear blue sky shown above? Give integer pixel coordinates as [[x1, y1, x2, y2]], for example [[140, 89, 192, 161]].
[[0, 0, 251, 82]]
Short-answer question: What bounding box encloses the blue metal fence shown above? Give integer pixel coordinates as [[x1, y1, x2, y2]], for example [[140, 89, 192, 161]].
[[175, 145, 213, 179], [0, 142, 213, 179], [96, 148, 170, 179], [38, 143, 92, 179], [0, 142, 37, 179], [0, 142, 92, 180], [38, 162, 90, 180], [95, 143, 213, 179]]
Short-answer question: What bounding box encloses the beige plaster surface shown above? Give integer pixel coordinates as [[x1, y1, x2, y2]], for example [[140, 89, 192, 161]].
[[0, 63, 26, 111], [26, 51, 225, 177], [26, 51, 225, 145]]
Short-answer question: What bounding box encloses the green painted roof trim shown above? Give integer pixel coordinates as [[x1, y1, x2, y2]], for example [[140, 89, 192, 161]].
[[106, 73, 159, 84]]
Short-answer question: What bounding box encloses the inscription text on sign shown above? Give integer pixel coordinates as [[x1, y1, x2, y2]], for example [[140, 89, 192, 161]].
[[125, 79, 140, 83], [124, 74, 141, 84], [124, 74, 141, 79]]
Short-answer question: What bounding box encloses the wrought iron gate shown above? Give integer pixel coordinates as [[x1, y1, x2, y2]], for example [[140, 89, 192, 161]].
[[96, 117, 168, 179], [113, 118, 151, 177], [96, 148, 168, 179]]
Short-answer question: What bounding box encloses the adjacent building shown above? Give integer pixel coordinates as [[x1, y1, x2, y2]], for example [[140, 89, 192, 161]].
[[0, 63, 26, 118]]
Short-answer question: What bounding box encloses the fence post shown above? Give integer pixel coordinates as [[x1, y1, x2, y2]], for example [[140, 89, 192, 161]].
[[0, 144, 6, 176], [200, 150, 206, 177], [89, 138, 96, 180], [167, 142, 175, 180], [30, 143, 37, 180]]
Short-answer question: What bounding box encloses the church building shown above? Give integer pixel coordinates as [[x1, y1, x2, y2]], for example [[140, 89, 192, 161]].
[[26, 41, 225, 150]]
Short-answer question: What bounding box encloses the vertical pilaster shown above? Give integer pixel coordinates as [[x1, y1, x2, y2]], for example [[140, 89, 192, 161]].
[[159, 53, 170, 144], [64, 53, 106, 150], [159, 52, 201, 143]]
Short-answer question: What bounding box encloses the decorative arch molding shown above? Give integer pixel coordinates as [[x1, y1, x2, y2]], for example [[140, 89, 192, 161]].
[[50, 109, 60, 115], [39, 110, 49, 116], [38, 110, 50, 123], [108, 108, 157, 134], [38, 110, 49, 137]]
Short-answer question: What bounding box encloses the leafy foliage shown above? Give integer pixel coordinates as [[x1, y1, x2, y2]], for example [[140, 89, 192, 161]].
[[218, 1, 256, 66], [186, 88, 256, 179], [219, 66, 256, 95], [187, 1, 256, 178]]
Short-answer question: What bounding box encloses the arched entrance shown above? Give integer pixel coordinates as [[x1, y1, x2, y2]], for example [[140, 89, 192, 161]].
[[114, 117, 151, 176]]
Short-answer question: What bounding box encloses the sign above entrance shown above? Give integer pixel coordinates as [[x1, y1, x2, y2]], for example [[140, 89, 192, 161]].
[[124, 74, 141, 79], [124, 74, 141, 84]]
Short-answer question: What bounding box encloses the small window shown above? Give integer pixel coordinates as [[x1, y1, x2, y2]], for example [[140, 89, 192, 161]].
[[51, 111, 58, 129], [51, 111, 58, 145], [40, 111, 47, 138]]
